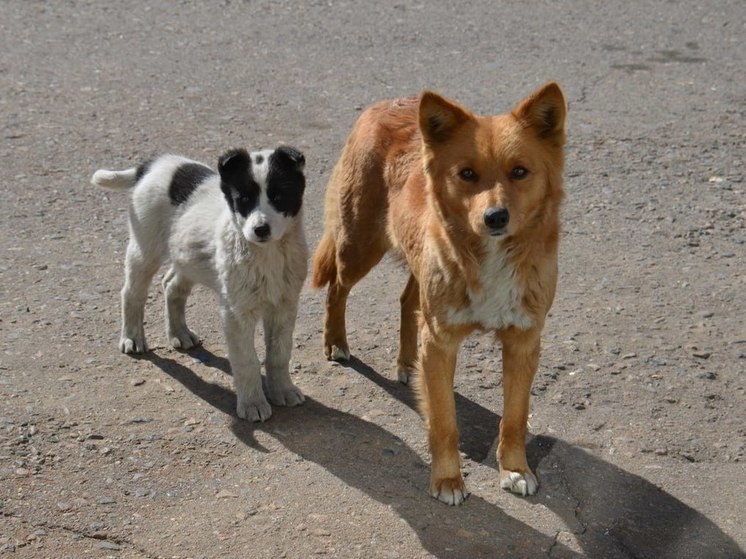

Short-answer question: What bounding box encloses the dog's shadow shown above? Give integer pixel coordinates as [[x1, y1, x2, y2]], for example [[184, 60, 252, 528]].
[[141, 351, 744, 559]]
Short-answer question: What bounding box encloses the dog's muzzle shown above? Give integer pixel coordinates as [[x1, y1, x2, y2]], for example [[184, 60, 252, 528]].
[[483, 207, 509, 235]]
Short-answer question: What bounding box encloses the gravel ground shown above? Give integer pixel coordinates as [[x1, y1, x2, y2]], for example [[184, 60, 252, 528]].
[[1, 1, 744, 558]]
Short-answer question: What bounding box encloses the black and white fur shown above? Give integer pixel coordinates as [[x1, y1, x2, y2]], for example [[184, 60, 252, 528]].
[[91, 146, 308, 422]]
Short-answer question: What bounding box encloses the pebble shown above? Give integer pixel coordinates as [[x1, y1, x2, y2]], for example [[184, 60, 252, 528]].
[[97, 497, 116, 505], [131, 378, 145, 386], [97, 541, 121, 550]]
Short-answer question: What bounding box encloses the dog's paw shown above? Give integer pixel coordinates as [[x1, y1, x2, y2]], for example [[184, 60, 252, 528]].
[[430, 476, 469, 506], [325, 343, 350, 362], [268, 383, 305, 407], [236, 394, 273, 422], [499, 468, 538, 496], [120, 336, 147, 354], [168, 328, 200, 350], [397, 365, 415, 384]]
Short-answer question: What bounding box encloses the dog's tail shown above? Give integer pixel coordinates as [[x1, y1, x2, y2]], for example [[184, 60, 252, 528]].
[[311, 230, 337, 289], [90, 167, 139, 191]]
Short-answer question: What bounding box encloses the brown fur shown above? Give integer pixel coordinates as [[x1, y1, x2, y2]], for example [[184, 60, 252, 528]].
[[313, 83, 566, 504]]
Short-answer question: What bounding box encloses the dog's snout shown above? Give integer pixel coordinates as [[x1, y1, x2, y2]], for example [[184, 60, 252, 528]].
[[483, 207, 509, 233], [254, 223, 271, 239]]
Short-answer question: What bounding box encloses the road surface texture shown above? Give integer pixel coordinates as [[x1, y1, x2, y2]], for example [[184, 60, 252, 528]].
[[1, 1, 744, 558]]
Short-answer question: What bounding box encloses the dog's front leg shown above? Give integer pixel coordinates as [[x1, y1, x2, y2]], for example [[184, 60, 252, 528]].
[[221, 306, 271, 422], [417, 324, 467, 505], [263, 303, 305, 408], [497, 327, 541, 496]]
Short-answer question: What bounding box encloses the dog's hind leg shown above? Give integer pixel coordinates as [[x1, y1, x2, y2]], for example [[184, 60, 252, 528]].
[[323, 239, 387, 361], [263, 303, 305, 407], [221, 306, 271, 422], [163, 266, 199, 350], [120, 240, 161, 354], [396, 273, 420, 384]]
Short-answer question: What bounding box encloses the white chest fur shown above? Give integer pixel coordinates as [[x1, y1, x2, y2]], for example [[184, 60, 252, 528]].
[[217, 217, 308, 315], [445, 246, 534, 331]]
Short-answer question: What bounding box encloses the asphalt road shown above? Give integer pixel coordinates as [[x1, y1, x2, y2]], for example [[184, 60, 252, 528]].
[[1, 1, 744, 558]]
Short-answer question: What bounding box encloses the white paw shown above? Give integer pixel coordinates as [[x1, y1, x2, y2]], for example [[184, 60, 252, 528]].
[[168, 328, 200, 350], [236, 394, 272, 422], [268, 384, 305, 407], [500, 470, 539, 496], [431, 481, 469, 506], [397, 365, 415, 384], [120, 336, 147, 354], [327, 344, 350, 361]]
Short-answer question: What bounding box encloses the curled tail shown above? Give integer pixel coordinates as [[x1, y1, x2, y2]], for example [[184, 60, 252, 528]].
[[311, 230, 337, 289], [91, 167, 139, 191]]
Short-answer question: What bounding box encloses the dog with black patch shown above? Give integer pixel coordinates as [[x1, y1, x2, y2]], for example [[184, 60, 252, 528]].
[[91, 146, 308, 422]]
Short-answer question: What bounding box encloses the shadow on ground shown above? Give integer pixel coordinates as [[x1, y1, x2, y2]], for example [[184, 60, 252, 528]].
[[142, 351, 744, 559]]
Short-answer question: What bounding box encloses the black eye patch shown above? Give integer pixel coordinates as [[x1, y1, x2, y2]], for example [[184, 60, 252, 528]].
[[231, 183, 260, 216], [266, 148, 306, 217], [218, 148, 259, 216]]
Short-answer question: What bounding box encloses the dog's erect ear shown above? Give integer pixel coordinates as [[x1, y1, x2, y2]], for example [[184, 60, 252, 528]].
[[275, 146, 305, 171], [218, 148, 251, 179], [513, 81, 567, 145], [419, 91, 474, 144]]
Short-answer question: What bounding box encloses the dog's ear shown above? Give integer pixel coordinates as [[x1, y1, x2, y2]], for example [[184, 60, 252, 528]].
[[218, 148, 251, 179], [513, 81, 567, 146], [275, 146, 305, 171], [419, 91, 473, 144]]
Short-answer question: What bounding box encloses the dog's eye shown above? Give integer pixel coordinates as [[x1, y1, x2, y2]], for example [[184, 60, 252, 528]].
[[510, 166, 529, 180], [458, 168, 478, 182]]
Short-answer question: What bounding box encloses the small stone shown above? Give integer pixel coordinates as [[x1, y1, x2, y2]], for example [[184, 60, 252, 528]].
[[131, 378, 145, 386], [216, 490, 238, 499], [97, 497, 115, 505], [621, 353, 637, 359], [692, 351, 711, 359], [97, 541, 121, 550], [311, 529, 331, 537]]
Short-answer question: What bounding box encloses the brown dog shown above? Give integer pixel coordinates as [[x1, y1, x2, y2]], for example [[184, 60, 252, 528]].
[[312, 82, 566, 505]]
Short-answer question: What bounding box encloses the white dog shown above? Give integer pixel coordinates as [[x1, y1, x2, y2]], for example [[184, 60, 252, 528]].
[[91, 146, 308, 422]]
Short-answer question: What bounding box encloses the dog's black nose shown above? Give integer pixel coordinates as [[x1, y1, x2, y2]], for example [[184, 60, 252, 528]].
[[254, 223, 270, 239], [483, 207, 509, 232]]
